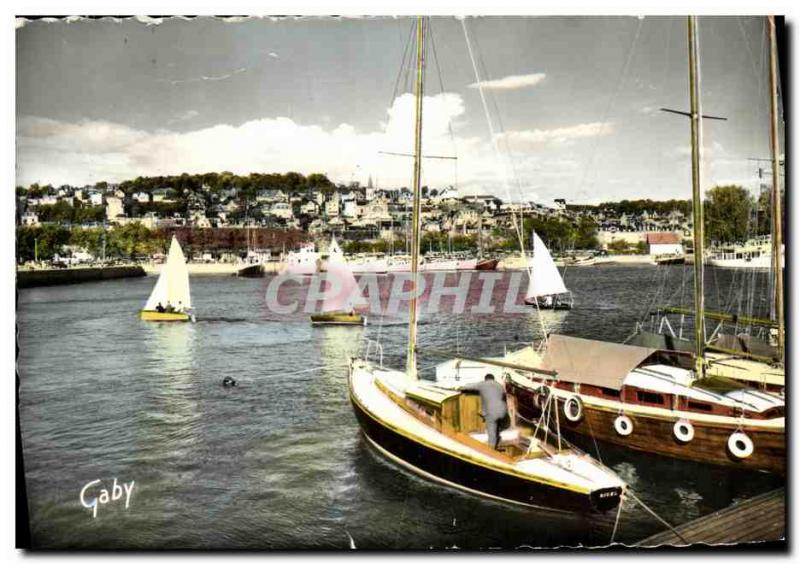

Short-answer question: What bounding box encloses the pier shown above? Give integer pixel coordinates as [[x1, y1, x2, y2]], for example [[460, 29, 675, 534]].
[[637, 488, 785, 547], [16, 265, 146, 289]]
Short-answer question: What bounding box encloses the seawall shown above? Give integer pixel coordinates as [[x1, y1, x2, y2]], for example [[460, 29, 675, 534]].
[[17, 266, 147, 289]]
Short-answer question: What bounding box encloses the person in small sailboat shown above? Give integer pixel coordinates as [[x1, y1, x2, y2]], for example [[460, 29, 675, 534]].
[[140, 235, 193, 322]]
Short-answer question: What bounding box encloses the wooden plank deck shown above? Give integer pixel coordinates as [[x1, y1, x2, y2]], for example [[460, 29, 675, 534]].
[[637, 488, 785, 547]]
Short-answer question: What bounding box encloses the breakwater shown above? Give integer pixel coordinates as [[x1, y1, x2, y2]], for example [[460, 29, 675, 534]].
[[16, 266, 146, 289]]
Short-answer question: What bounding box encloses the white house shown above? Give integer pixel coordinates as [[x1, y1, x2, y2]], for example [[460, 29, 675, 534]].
[[105, 196, 125, 222], [646, 232, 683, 255], [270, 202, 294, 220], [21, 211, 39, 226]]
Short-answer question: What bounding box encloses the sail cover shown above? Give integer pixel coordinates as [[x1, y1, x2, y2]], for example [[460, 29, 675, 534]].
[[526, 232, 568, 299], [144, 236, 191, 310], [540, 334, 657, 390]]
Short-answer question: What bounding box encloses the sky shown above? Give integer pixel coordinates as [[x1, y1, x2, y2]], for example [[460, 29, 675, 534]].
[[15, 15, 780, 204]]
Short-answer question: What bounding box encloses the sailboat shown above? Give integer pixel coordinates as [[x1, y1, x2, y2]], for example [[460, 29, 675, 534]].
[[311, 237, 367, 326], [348, 17, 625, 513], [628, 16, 786, 392], [140, 235, 194, 322], [494, 17, 785, 474], [524, 231, 573, 310]]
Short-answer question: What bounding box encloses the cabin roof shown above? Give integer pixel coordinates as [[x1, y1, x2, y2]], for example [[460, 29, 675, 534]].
[[540, 335, 657, 390], [646, 232, 681, 245]]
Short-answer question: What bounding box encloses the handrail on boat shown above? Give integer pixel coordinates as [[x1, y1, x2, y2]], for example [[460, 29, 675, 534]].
[[365, 339, 384, 368]]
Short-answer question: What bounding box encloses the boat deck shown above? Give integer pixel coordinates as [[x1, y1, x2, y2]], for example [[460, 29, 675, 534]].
[[637, 488, 785, 546], [351, 363, 622, 492]]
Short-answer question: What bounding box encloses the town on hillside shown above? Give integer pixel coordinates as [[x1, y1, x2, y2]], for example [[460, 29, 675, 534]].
[[15, 171, 771, 266]]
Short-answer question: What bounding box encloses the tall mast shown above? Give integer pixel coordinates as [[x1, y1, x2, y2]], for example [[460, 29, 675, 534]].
[[407, 16, 425, 379], [767, 16, 784, 362], [687, 16, 706, 378]]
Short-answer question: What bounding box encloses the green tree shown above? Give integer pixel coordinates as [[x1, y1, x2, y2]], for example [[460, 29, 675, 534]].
[[703, 185, 753, 244], [16, 225, 71, 262]]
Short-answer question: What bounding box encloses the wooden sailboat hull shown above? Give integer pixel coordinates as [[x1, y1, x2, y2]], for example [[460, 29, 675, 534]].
[[475, 258, 499, 271], [310, 311, 366, 325], [508, 380, 785, 475], [140, 310, 191, 322], [349, 367, 622, 513]]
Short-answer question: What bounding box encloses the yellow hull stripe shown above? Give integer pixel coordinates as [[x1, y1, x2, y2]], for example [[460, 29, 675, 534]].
[[140, 310, 190, 322]]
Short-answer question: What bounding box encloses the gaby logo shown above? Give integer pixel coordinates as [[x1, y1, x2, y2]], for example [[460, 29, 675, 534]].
[[80, 478, 135, 518]]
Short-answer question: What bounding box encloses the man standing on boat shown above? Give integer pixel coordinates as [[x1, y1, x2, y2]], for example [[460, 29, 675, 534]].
[[460, 375, 510, 450]]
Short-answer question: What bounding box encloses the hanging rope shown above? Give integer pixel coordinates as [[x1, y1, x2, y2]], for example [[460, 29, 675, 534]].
[[626, 489, 690, 544]]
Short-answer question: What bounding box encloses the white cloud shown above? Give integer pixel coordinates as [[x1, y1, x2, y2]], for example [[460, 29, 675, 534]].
[[499, 121, 613, 146], [468, 73, 546, 90], [16, 94, 611, 202]]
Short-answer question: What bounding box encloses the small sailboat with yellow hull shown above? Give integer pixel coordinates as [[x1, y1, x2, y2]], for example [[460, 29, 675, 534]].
[[140, 236, 194, 322], [310, 311, 366, 326], [310, 238, 367, 326]]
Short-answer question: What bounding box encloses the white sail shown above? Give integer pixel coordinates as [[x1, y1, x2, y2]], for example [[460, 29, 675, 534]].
[[328, 236, 344, 262], [320, 261, 364, 313], [525, 232, 568, 299], [144, 236, 192, 310]]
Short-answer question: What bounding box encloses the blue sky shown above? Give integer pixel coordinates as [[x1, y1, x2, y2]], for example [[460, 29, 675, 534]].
[[16, 16, 778, 204]]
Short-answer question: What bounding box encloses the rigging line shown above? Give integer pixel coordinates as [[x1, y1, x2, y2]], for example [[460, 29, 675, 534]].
[[428, 19, 460, 191], [470, 25, 527, 205], [389, 20, 418, 110], [575, 17, 644, 200], [461, 18, 527, 261], [609, 490, 626, 544], [461, 18, 549, 342], [626, 489, 689, 544]]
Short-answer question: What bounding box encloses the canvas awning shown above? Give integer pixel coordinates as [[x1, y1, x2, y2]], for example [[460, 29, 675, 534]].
[[540, 334, 658, 390]]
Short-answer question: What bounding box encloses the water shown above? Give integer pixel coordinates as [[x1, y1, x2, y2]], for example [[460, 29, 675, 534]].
[[17, 265, 783, 549]]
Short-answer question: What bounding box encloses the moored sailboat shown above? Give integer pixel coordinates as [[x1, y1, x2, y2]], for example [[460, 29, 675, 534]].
[[498, 16, 785, 474], [348, 17, 625, 513], [628, 15, 786, 392], [140, 235, 193, 322]]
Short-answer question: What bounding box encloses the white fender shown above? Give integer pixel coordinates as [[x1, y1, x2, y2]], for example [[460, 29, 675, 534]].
[[614, 414, 633, 436], [673, 419, 695, 443], [728, 432, 754, 459], [563, 395, 584, 423]]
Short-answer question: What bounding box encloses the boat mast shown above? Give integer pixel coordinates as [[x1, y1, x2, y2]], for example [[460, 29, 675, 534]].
[[767, 16, 784, 363], [407, 16, 426, 379], [687, 16, 706, 378]]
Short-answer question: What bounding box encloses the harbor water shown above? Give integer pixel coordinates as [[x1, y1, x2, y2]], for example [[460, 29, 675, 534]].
[[17, 265, 783, 549]]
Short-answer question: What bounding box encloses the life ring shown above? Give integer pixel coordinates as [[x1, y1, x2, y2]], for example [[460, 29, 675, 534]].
[[673, 419, 694, 443], [532, 386, 550, 410], [727, 432, 754, 459], [563, 395, 584, 423], [614, 414, 633, 436]]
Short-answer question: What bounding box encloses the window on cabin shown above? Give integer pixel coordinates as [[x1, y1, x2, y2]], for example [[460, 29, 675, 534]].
[[687, 400, 713, 412], [636, 391, 665, 405], [600, 387, 620, 398]]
